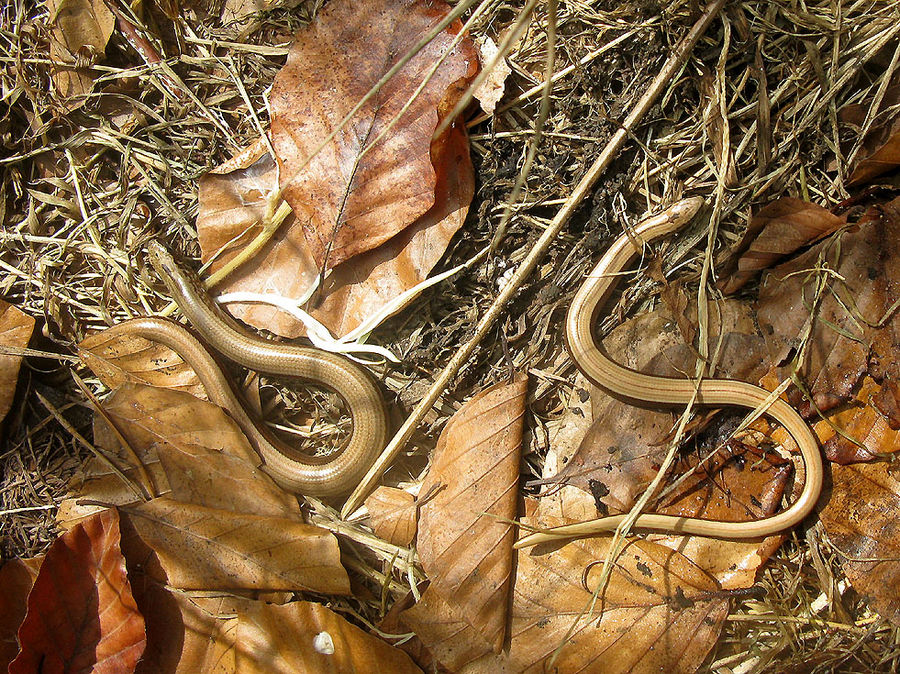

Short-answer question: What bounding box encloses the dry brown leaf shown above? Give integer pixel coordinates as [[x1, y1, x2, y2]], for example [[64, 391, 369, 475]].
[[133, 576, 243, 674], [59, 383, 297, 526], [473, 35, 511, 116], [403, 516, 728, 673], [820, 461, 900, 626], [79, 328, 208, 402], [757, 199, 900, 417], [720, 197, 846, 294], [0, 299, 35, 426], [123, 496, 350, 595], [365, 486, 418, 547], [416, 376, 526, 655], [197, 120, 473, 339], [814, 376, 900, 463], [0, 558, 41, 670], [44, 0, 114, 102], [10, 509, 146, 674], [268, 0, 477, 271], [235, 600, 422, 673]]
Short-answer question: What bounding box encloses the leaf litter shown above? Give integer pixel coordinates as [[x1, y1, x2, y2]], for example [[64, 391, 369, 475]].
[[5, 0, 900, 671]]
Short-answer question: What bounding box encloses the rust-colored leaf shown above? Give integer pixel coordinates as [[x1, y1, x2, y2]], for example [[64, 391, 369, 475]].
[[10, 509, 146, 674], [197, 122, 473, 339], [269, 0, 477, 271], [124, 497, 350, 595], [757, 199, 900, 417], [403, 517, 728, 673], [235, 600, 422, 673], [820, 462, 900, 626], [0, 558, 41, 670], [365, 486, 418, 547], [44, 0, 114, 102], [79, 328, 208, 402], [416, 376, 526, 656], [847, 83, 900, 186], [720, 197, 846, 294], [0, 299, 35, 426]]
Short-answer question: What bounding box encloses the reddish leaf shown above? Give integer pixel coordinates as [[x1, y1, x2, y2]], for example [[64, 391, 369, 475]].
[[10, 509, 146, 674], [269, 0, 477, 270], [720, 198, 846, 294], [0, 558, 41, 670]]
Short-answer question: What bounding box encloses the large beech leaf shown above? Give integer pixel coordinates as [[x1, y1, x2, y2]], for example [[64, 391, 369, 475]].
[[820, 462, 900, 626], [124, 497, 351, 595], [416, 376, 526, 655], [268, 0, 477, 270], [10, 509, 146, 674], [0, 299, 35, 425], [197, 123, 473, 339], [719, 197, 846, 294], [235, 600, 422, 673], [757, 200, 900, 417], [402, 516, 728, 673]]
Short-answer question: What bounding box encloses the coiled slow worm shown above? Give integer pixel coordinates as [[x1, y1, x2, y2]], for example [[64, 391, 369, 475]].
[[514, 197, 823, 548], [103, 242, 388, 499]]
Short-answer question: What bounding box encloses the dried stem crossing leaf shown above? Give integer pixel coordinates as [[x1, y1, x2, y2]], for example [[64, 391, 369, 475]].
[[0, 299, 35, 426], [269, 0, 477, 271]]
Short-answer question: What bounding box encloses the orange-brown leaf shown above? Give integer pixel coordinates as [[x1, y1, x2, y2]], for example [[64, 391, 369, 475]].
[[416, 376, 526, 655], [10, 509, 146, 674], [820, 462, 900, 626], [0, 299, 35, 425], [124, 497, 350, 594], [403, 520, 728, 673], [720, 197, 845, 294], [44, 0, 114, 102], [365, 486, 418, 547], [235, 600, 422, 673], [847, 84, 900, 186], [269, 0, 477, 270]]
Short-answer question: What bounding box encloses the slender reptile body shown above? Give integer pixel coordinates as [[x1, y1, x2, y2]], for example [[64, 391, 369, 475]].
[[109, 242, 388, 499], [515, 197, 823, 548]]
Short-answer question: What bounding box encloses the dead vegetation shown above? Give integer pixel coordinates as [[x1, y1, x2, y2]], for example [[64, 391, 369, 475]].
[[3, 0, 900, 670]]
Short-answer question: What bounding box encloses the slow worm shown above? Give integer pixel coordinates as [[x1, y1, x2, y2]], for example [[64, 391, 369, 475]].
[[514, 197, 823, 548], [104, 242, 388, 499]]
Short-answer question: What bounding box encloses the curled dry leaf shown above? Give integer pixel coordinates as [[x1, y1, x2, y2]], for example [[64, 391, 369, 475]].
[[365, 486, 418, 547], [473, 35, 511, 116], [820, 461, 900, 626], [0, 558, 41, 670], [269, 0, 477, 271], [403, 516, 728, 673], [10, 509, 146, 674], [415, 376, 527, 656], [124, 497, 350, 595], [235, 600, 422, 673], [0, 299, 35, 426], [719, 197, 846, 295], [757, 198, 900, 418], [197, 122, 474, 339], [847, 83, 900, 186], [44, 0, 114, 101]]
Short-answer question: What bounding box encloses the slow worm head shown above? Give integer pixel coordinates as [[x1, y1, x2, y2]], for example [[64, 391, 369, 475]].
[[515, 197, 823, 548], [131, 241, 389, 499]]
